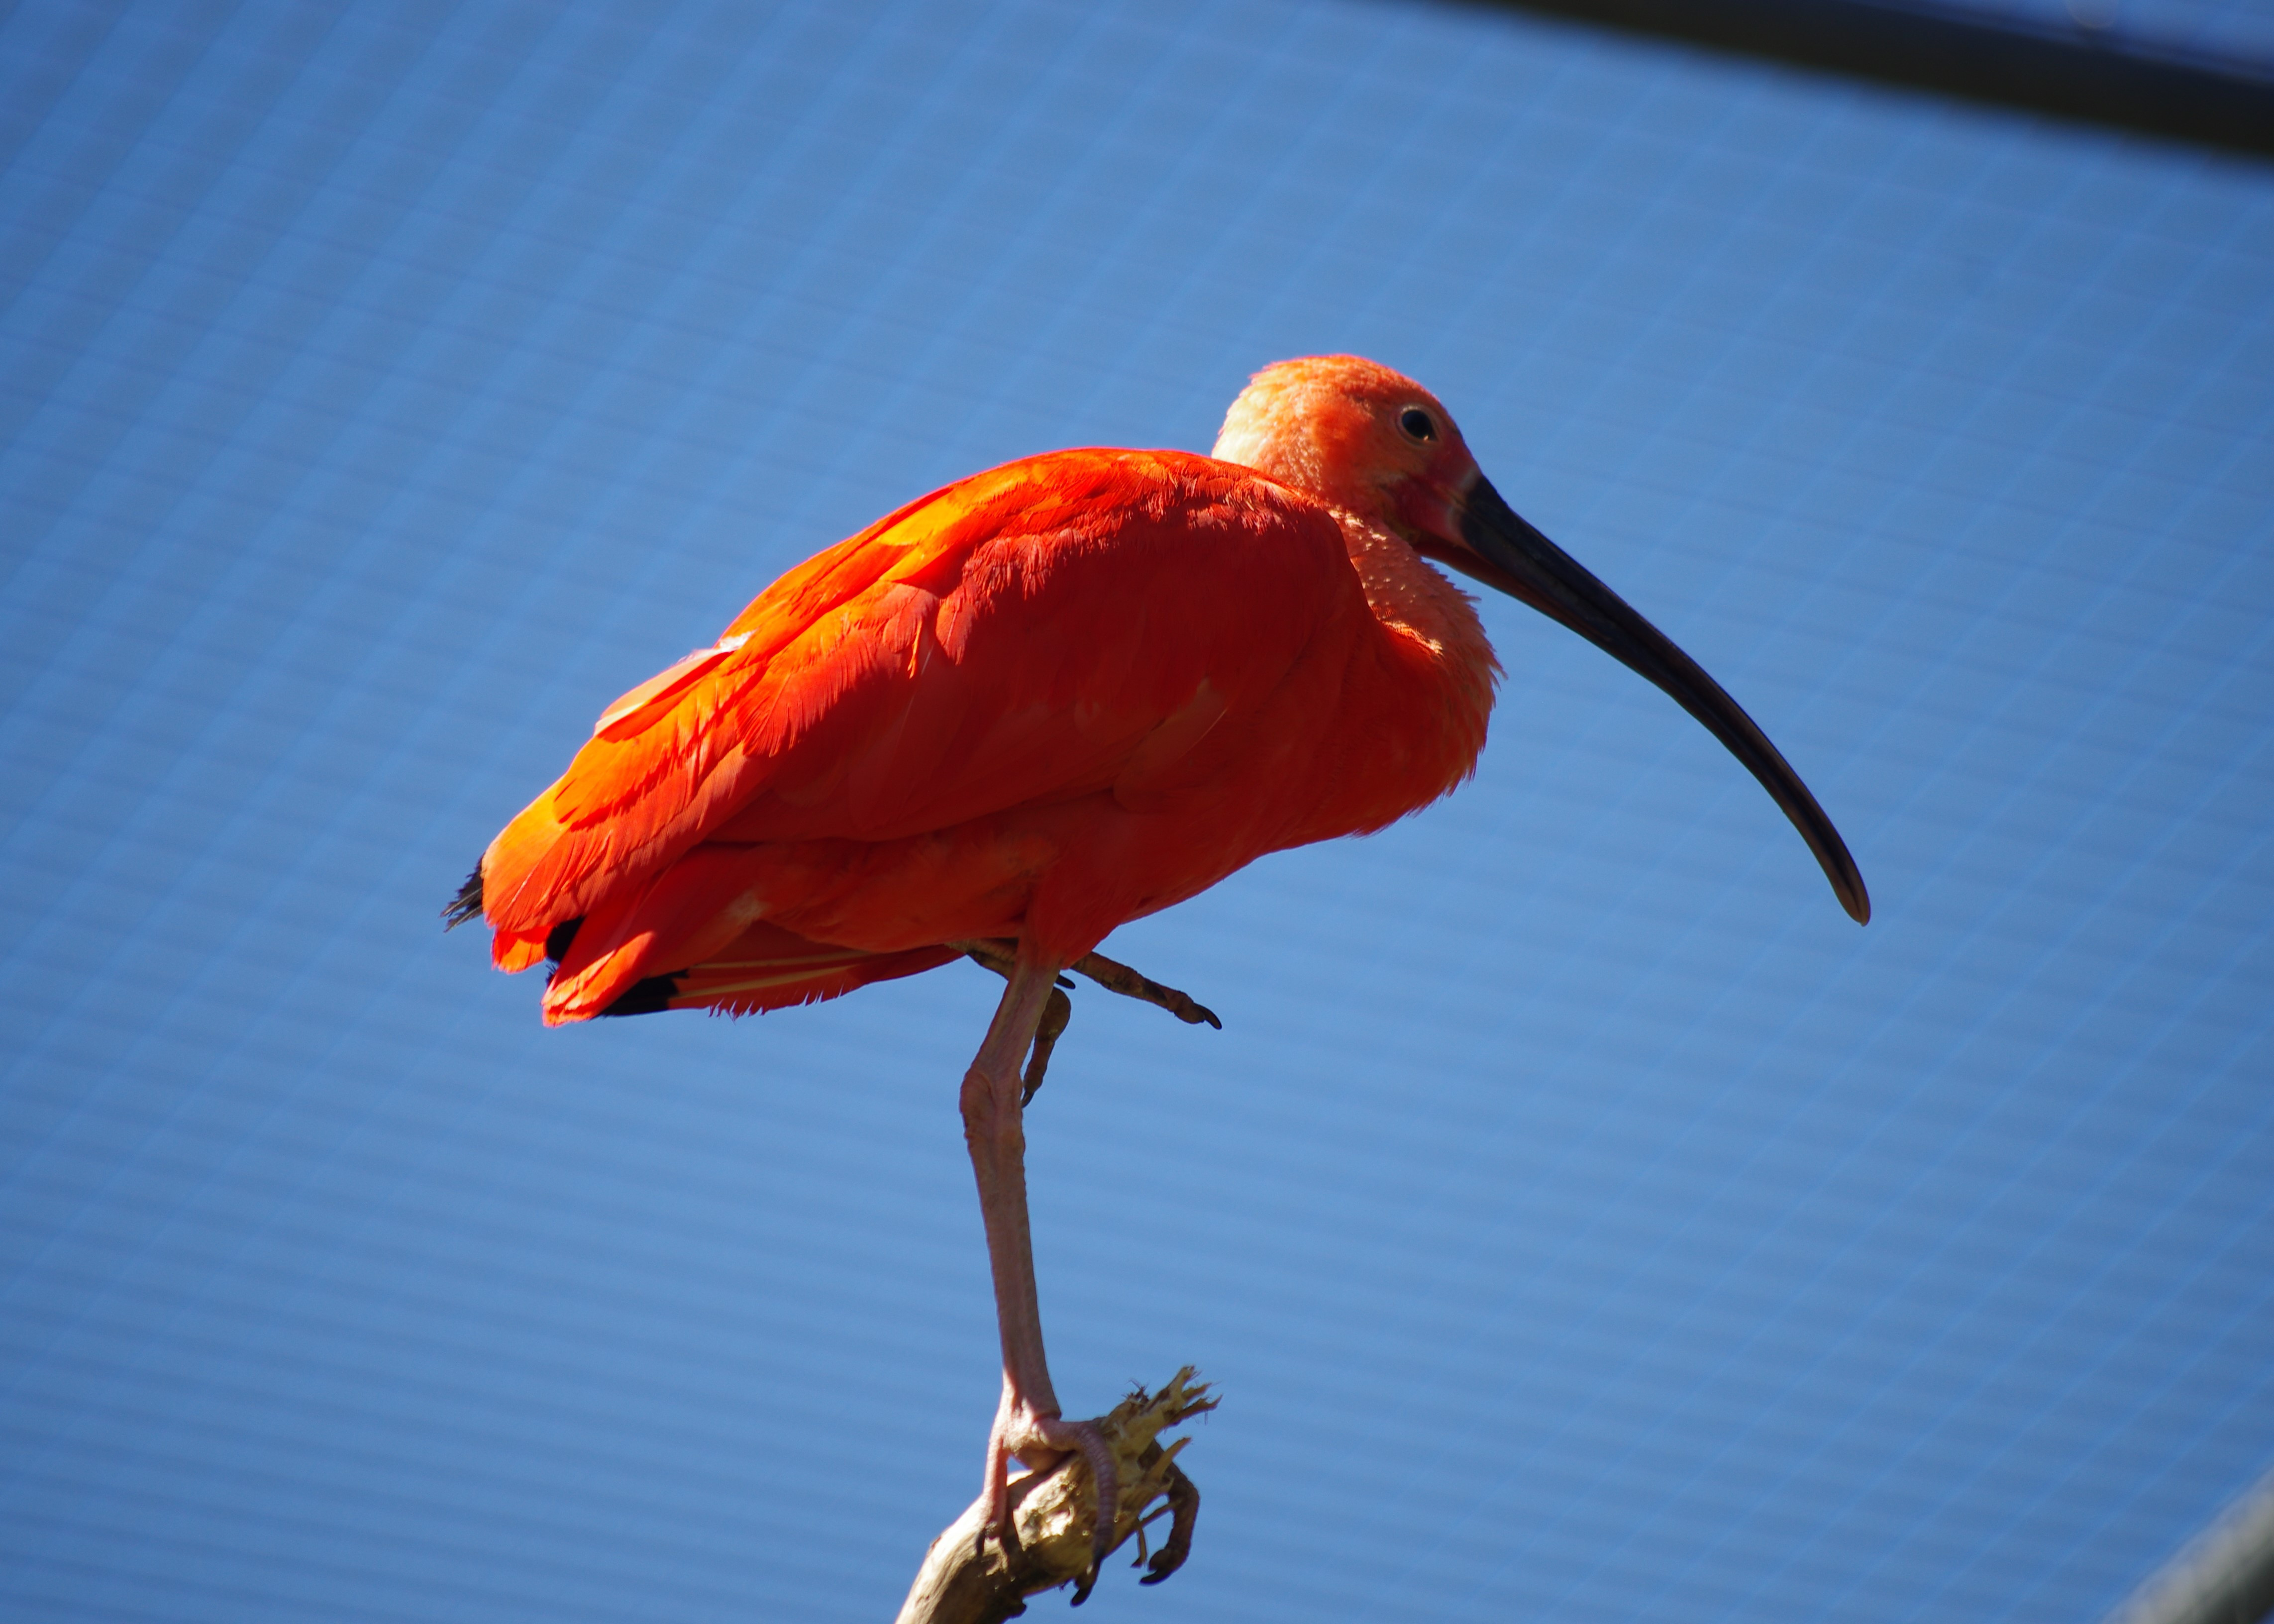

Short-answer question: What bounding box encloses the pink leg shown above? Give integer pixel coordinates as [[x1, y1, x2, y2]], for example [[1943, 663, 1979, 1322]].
[[962, 951, 1120, 1570]]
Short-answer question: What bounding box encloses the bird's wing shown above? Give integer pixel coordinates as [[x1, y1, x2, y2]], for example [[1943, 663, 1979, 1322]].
[[477, 448, 1355, 964]]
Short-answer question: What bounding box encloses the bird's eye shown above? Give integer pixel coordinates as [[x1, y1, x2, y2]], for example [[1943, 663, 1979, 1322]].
[[1398, 407, 1437, 442]]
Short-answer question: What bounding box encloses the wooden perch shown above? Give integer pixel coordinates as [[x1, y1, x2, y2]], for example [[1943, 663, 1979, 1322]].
[[896, 1370, 1217, 1624]]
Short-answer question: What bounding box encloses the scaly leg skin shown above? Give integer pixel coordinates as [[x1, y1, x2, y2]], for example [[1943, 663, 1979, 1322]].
[[960, 953, 1121, 1581], [958, 943, 1075, 1103]]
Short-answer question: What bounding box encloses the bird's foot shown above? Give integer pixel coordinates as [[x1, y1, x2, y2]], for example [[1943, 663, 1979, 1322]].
[[963, 1370, 1216, 1606], [956, 940, 1220, 1106], [983, 1403, 1118, 1576], [1070, 951, 1221, 1030]]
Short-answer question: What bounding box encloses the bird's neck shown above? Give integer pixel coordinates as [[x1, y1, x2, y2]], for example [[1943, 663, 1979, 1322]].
[[1212, 418, 1491, 682], [1337, 506, 1499, 708], [1213, 407, 1499, 818], [1315, 507, 1501, 830]]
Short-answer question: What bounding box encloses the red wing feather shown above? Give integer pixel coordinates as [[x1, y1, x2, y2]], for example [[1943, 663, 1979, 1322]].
[[478, 450, 1354, 964]]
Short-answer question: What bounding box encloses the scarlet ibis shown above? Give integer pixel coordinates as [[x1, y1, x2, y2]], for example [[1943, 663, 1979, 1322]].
[[447, 355, 1867, 1582]]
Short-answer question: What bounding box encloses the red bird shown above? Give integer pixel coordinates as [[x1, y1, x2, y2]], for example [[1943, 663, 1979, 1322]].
[[448, 355, 1867, 1578]]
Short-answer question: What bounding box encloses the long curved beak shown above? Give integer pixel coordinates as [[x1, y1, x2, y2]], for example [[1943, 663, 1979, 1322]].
[[1433, 475, 1870, 925]]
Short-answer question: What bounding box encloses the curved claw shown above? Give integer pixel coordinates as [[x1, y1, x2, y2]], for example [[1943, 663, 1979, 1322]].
[[1137, 1458, 1200, 1584]]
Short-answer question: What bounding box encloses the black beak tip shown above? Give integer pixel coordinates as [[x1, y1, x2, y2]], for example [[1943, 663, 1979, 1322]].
[[1818, 840, 1871, 925]]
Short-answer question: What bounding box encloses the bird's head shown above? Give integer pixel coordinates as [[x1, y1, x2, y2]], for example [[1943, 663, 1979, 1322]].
[[1211, 354, 1481, 536], [1214, 354, 1870, 925]]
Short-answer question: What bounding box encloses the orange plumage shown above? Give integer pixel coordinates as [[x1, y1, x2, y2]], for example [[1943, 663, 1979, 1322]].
[[470, 430, 1497, 1025]]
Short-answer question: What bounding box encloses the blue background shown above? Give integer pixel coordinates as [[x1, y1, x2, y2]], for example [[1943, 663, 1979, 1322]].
[[3, 1, 2270, 1619]]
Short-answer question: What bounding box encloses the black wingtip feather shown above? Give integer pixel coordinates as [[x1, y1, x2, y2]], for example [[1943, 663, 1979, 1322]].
[[600, 974, 683, 1017], [442, 867, 484, 929], [545, 916, 584, 962]]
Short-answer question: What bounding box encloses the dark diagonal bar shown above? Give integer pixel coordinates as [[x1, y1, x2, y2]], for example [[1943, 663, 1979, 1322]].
[[1481, 0, 2274, 157]]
